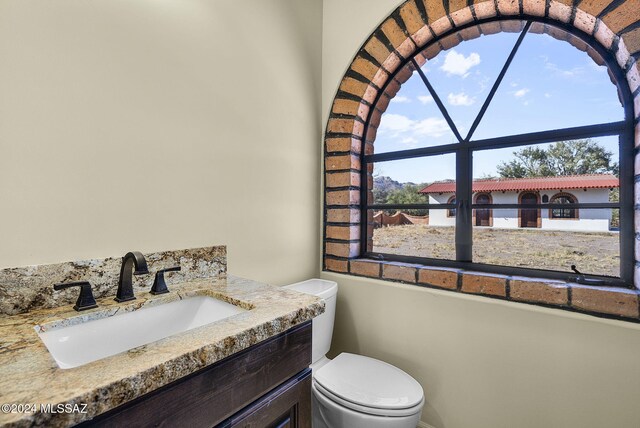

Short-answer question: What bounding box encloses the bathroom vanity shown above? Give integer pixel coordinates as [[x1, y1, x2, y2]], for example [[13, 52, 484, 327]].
[[80, 322, 312, 428], [0, 252, 324, 428]]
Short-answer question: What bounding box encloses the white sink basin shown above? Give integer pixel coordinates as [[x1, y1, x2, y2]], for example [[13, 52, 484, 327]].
[[36, 296, 247, 369]]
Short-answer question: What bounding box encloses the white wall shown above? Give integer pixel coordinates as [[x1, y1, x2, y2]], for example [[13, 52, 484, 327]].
[[429, 190, 612, 231], [0, 0, 322, 285], [429, 193, 456, 226], [321, 0, 401, 126], [321, 2, 640, 427], [541, 189, 612, 231]]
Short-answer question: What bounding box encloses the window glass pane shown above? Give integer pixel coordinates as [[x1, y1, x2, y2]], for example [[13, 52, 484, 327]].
[[472, 136, 619, 187], [370, 154, 456, 205], [370, 209, 455, 260], [374, 62, 458, 154], [472, 23, 623, 140], [549, 194, 577, 219], [415, 21, 525, 139], [472, 209, 620, 277]]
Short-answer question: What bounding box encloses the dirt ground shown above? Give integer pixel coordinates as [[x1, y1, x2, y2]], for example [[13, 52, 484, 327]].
[[373, 225, 620, 277]]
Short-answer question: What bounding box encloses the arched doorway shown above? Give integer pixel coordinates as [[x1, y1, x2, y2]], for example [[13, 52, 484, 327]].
[[520, 192, 539, 228], [474, 193, 492, 227]]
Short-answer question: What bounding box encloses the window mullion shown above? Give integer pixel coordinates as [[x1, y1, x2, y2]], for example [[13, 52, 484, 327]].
[[456, 148, 473, 262], [465, 21, 532, 141], [618, 129, 635, 284], [411, 58, 463, 142]]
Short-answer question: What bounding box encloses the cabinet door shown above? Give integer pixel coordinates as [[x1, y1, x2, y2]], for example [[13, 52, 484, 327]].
[[220, 369, 312, 428]]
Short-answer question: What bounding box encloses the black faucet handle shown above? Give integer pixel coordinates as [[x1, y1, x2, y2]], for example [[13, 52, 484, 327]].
[[150, 266, 181, 295], [54, 281, 98, 311]]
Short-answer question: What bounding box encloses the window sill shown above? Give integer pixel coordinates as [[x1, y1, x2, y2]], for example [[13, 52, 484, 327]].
[[324, 258, 640, 322]]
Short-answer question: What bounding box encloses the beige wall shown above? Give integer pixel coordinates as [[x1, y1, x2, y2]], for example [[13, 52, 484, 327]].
[[4, 1, 640, 426], [321, 0, 400, 126], [0, 0, 322, 285], [321, 1, 640, 427]]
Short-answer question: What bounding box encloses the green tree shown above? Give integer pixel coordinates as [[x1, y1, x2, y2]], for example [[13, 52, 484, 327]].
[[497, 139, 618, 178], [386, 184, 428, 216], [610, 187, 620, 228], [372, 175, 402, 204], [497, 139, 620, 228]]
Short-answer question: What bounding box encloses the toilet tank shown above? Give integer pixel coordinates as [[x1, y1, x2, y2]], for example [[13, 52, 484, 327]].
[[283, 279, 337, 365]]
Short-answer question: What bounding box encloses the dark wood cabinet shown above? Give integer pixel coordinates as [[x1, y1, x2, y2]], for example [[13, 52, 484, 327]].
[[218, 369, 311, 428], [78, 321, 312, 428]]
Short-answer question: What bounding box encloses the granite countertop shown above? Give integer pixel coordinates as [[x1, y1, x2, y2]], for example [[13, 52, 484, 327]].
[[0, 275, 324, 428]]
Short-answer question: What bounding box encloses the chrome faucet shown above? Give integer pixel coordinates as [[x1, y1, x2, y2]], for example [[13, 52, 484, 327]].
[[115, 251, 149, 302]]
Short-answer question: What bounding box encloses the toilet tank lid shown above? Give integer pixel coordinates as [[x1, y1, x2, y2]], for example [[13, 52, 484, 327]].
[[314, 353, 424, 410], [283, 279, 337, 300]]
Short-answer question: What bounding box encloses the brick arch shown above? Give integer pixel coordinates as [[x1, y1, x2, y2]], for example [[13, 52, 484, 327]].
[[323, 0, 640, 283], [325, 0, 639, 147], [367, 19, 622, 133]]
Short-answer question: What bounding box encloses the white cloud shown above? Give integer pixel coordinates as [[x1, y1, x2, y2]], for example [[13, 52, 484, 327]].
[[440, 50, 481, 76], [378, 113, 449, 141], [543, 56, 584, 78], [510, 82, 518, 87], [413, 118, 450, 137], [417, 95, 434, 104], [547, 62, 582, 77], [378, 113, 414, 135], [391, 95, 411, 104], [447, 92, 475, 106], [514, 88, 530, 98], [544, 92, 552, 98]]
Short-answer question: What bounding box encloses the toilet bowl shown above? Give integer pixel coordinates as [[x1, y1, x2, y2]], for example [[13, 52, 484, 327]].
[[284, 279, 424, 428]]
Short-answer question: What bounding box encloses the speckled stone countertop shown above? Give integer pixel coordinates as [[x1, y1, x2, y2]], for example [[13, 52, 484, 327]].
[[0, 275, 324, 428]]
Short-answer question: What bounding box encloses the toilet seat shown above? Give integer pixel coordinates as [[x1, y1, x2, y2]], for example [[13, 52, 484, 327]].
[[313, 353, 424, 418], [313, 381, 425, 417]]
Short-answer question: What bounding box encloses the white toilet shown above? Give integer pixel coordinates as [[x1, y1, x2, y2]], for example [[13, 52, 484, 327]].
[[284, 279, 424, 428]]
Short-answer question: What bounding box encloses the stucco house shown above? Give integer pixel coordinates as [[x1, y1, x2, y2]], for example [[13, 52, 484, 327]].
[[420, 174, 619, 232]]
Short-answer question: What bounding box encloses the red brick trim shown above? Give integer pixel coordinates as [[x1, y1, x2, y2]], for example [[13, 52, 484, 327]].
[[323, 0, 640, 321], [324, 257, 640, 322]]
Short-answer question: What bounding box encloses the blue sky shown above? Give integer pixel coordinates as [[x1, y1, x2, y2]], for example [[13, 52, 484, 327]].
[[373, 26, 623, 184]]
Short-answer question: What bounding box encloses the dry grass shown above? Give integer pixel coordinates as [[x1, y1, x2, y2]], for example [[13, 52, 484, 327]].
[[373, 225, 620, 277]]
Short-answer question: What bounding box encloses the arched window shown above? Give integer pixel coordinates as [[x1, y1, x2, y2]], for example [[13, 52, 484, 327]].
[[325, 10, 637, 286], [446, 196, 456, 217], [356, 18, 632, 284], [549, 193, 578, 219]]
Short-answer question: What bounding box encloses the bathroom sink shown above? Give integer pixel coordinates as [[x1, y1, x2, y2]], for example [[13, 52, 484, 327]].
[[36, 296, 247, 369]]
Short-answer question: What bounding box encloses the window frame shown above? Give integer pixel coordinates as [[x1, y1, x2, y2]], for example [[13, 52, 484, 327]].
[[359, 17, 635, 288], [549, 192, 579, 220], [446, 196, 456, 218]]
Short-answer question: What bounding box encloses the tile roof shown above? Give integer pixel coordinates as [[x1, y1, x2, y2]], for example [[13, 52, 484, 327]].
[[419, 174, 619, 194]]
